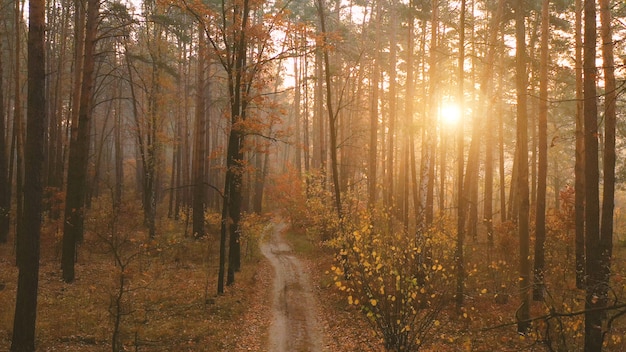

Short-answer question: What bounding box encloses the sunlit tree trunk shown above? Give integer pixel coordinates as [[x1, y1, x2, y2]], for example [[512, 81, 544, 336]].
[[316, 0, 341, 219], [455, 0, 465, 311], [533, 0, 549, 301], [574, 0, 586, 290], [10, 0, 45, 346], [368, 0, 380, 208], [582, 0, 601, 345], [479, 0, 504, 245], [515, 0, 531, 333], [419, 0, 437, 230]]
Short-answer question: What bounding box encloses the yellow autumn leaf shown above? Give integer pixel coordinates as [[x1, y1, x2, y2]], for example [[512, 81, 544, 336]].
[[370, 299, 378, 307]]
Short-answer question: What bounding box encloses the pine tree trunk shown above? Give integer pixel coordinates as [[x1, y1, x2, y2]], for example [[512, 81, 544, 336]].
[[455, 0, 466, 311], [574, 0, 586, 290], [192, 25, 206, 239], [582, 0, 601, 346], [533, 0, 549, 301], [0, 38, 8, 244], [10, 0, 45, 346], [62, 0, 99, 283], [368, 0, 380, 207], [515, 0, 531, 333]]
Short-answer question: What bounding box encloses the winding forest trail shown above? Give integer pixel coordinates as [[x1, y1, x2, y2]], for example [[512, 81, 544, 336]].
[[260, 220, 324, 352]]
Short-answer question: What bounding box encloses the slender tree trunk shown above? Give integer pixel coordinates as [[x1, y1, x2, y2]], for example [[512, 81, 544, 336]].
[[0, 38, 8, 244], [317, 0, 341, 219], [419, 0, 437, 230], [574, 0, 586, 290], [368, 0, 380, 208], [599, 0, 615, 306], [293, 51, 302, 177], [114, 82, 123, 209], [582, 0, 601, 345], [533, 0, 549, 301], [62, 0, 98, 283], [13, 0, 25, 266], [455, 0, 466, 311], [497, 30, 506, 223], [192, 25, 206, 239], [10, 0, 45, 347], [515, 0, 531, 333]]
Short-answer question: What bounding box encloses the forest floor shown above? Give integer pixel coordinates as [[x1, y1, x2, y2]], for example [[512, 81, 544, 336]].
[[0, 210, 383, 351], [4, 208, 624, 351]]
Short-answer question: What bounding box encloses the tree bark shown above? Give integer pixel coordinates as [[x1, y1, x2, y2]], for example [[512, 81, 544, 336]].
[[316, 0, 342, 219], [515, 0, 531, 334], [192, 25, 206, 239], [455, 0, 466, 312], [0, 38, 8, 244], [62, 0, 99, 283], [368, 0, 380, 208], [10, 0, 45, 347], [583, 0, 601, 347], [574, 0, 586, 290], [533, 0, 549, 301], [13, 0, 25, 266]]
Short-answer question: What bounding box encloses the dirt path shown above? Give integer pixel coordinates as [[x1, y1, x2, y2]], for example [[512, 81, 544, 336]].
[[260, 221, 324, 352]]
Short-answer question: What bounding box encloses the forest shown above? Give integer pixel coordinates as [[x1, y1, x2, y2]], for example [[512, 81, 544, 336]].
[[1, 0, 626, 350]]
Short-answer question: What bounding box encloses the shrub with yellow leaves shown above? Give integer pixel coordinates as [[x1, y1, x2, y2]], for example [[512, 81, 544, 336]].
[[329, 209, 455, 351]]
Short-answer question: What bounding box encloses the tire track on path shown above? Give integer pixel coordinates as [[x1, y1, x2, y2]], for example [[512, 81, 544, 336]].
[[260, 220, 323, 352]]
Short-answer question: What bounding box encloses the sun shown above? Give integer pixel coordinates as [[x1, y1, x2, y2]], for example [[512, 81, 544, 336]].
[[440, 103, 461, 126]]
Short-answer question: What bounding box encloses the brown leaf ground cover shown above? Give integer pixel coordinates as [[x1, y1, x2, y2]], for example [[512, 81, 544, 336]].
[[2, 209, 625, 351], [0, 211, 382, 351]]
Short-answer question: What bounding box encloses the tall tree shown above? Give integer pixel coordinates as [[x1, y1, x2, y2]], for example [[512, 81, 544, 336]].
[[368, 0, 381, 208], [62, 0, 100, 283], [583, 0, 617, 349], [599, 0, 615, 315], [0, 38, 8, 244], [12, 0, 25, 265], [515, 0, 531, 334], [316, 0, 341, 219], [574, 0, 585, 290], [10, 0, 46, 346], [455, 0, 466, 311], [582, 0, 602, 346], [533, 0, 549, 302], [192, 25, 206, 239]]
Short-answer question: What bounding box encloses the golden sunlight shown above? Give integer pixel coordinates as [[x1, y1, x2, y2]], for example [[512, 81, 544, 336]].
[[440, 103, 461, 126]]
